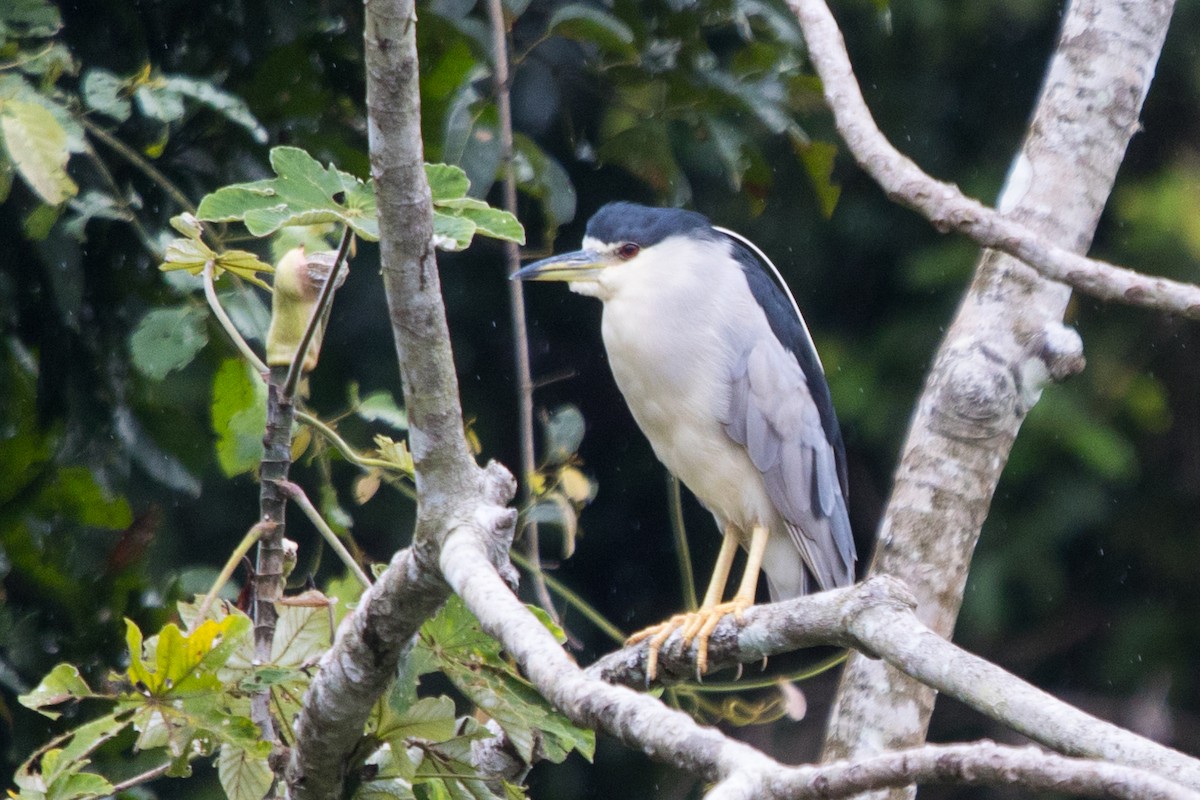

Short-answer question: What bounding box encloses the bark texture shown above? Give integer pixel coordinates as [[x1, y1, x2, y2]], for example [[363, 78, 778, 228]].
[[286, 3, 518, 797], [805, 0, 1177, 782]]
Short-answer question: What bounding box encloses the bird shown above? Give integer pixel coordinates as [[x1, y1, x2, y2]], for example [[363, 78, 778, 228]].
[[513, 202, 855, 679]]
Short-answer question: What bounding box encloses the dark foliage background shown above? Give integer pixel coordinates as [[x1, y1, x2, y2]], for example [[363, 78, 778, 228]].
[[3, 0, 1199, 797]]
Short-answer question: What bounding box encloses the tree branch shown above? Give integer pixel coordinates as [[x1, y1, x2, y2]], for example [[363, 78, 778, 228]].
[[442, 532, 1199, 800], [287, 1, 520, 797], [786, 0, 1199, 318], [787, 0, 1178, 777], [590, 576, 1200, 790]]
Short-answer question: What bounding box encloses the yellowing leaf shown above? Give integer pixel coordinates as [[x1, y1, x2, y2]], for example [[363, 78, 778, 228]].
[[0, 99, 77, 204], [558, 466, 593, 505], [354, 471, 381, 504]]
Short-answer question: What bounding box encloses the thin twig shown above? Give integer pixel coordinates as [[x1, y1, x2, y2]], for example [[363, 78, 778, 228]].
[[294, 410, 418, 500], [196, 522, 267, 620], [81, 115, 197, 215], [203, 261, 270, 374], [279, 480, 373, 588], [485, 0, 559, 622], [510, 550, 626, 645], [666, 474, 698, 611], [282, 226, 354, 400], [107, 762, 173, 794]]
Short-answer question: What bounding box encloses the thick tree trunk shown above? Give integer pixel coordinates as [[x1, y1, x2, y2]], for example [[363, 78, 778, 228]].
[[821, 0, 1175, 789]]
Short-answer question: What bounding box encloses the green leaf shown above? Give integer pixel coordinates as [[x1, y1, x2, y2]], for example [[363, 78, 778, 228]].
[[270, 604, 330, 667], [218, 745, 273, 800], [129, 305, 209, 381], [796, 139, 841, 219], [452, 203, 525, 244], [546, 4, 636, 56], [425, 162, 470, 201], [418, 598, 594, 764], [211, 358, 267, 477], [376, 695, 457, 743], [0, 98, 77, 204], [81, 69, 131, 122], [18, 664, 93, 719], [431, 210, 477, 252], [159, 213, 273, 284], [125, 614, 251, 695], [197, 146, 379, 240], [30, 465, 132, 530], [355, 388, 409, 430], [0, 0, 62, 39], [161, 75, 268, 143]]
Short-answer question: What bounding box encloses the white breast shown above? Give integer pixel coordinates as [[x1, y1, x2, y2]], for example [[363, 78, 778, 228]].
[[590, 239, 779, 536]]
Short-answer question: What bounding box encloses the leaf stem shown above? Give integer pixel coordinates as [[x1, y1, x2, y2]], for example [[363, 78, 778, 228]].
[[510, 550, 627, 645], [203, 261, 270, 374], [107, 761, 173, 794], [281, 226, 353, 400], [667, 474, 698, 611], [295, 410, 418, 500], [278, 480, 373, 588], [196, 522, 268, 621]]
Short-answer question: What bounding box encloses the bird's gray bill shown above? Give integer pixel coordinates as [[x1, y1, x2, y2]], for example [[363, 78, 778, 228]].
[[512, 250, 605, 282]]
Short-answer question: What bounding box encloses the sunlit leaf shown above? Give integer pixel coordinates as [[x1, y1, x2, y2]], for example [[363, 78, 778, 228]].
[[218, 744, 273, 800], [211, 358, 267, 477], [129, 305, 209, 381], [426, 162, 470, 201], [376, 695, 457, 744], [197, 146, 379, 240], [0, 98, 77, 204], [18, 664, 93, 719], [271, 603, 330, 668], [355, 389, 408, 430]]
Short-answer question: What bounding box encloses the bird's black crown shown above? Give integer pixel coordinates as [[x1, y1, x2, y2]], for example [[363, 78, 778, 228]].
[[585, 202, 717, 248]]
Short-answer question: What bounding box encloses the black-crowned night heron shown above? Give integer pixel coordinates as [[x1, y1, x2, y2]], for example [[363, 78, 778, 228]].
[[514, 202, 855, 678]]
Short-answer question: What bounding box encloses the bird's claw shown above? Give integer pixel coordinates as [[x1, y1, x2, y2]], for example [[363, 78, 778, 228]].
[[626, 598, 753, 682]]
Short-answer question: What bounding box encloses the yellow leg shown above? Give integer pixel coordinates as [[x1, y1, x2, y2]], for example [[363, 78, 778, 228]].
[[627, 524, 768, 680]]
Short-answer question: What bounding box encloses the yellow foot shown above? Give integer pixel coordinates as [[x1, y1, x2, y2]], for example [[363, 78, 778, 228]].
[[626, 598, 752, 681]]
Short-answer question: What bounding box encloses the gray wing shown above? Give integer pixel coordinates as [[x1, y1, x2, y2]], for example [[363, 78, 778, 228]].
[[720, 340, 856, 595]]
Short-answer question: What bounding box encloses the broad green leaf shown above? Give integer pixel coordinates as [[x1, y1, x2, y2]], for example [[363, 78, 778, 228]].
[[162, 75, 268, 143], [218, 745, 273, 800], [418, 598, 594, 764], [0, 0, 62, 39], [432, 210, 477, 251], [81, 69, 131, 121], [18, 664, 93, 719], [33, 466, 133, 530], [197, 146, 379, 240], [159, 213, 273, 283], [211, 358, 267, 477], [448, 203, 525, 244], [355, 388, 408, 430], [546, 4, 636, 56], [125, 614, 251, 696], [271, 604, 330, 667], [796, 139, 842, 219], [376, 695, 457, 743], [21, 202, 59, 240], [0, 98, 77, 204], [426, 162, 470, 201], [129, 305, 209, 381]]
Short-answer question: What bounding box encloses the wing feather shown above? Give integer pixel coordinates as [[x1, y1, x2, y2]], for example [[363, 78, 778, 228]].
[[723, 338, 855, 593]]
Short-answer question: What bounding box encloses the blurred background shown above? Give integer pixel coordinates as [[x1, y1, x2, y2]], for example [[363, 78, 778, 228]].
[[2, 0, 1199, 796]]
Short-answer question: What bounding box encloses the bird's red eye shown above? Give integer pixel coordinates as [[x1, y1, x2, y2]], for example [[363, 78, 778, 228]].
[[617, 242, 640, 260]]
